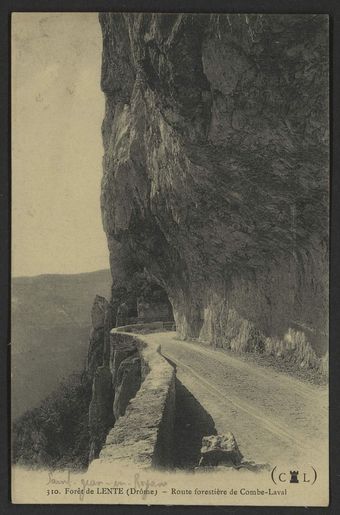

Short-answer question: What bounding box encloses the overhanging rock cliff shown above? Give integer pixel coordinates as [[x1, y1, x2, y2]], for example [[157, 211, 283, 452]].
[[99, 14, 329, 369]]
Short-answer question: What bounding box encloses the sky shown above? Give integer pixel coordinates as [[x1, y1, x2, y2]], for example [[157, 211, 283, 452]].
[[12, 13, 109, 277]]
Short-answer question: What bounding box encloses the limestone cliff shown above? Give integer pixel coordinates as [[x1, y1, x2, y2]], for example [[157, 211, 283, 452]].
[[99, 14, 329, 370]]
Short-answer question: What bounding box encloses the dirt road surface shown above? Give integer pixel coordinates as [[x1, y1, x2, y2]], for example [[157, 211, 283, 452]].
[[142, 332, 328, 468]]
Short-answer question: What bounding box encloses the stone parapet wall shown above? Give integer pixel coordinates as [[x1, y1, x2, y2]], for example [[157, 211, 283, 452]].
[[115, 320, 176, 334], [89, 330, 175, 471]]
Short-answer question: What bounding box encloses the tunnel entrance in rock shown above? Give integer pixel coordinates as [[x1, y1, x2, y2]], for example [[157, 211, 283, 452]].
[[135, 283, 174, 324], [113, 278, 174, 328]]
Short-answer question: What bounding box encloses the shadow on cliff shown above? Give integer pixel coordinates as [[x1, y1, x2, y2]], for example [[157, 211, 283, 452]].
[[165, 357, 217, 470]]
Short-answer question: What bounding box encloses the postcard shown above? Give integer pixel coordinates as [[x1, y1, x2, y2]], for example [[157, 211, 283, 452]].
[[11, 12, 329, 506]]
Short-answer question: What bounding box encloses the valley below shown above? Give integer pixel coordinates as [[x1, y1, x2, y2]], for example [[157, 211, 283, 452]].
[[11, 269, 111, 419]]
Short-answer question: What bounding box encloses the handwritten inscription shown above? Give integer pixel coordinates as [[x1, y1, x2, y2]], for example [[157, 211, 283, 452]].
[[45, 471, 168, 501]]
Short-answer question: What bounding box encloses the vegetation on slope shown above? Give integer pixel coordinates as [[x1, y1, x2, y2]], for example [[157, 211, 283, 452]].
[[12, 371, 92, 470]]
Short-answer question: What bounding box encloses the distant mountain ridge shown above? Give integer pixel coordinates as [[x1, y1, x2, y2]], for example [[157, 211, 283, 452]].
[[11, 269, 111, 419], [12, 269, 112, 329]]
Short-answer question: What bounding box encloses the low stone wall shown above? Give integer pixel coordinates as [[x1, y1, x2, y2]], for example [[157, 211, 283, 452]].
[[90, 329, 175, 470], [115, 320, 176, 333]]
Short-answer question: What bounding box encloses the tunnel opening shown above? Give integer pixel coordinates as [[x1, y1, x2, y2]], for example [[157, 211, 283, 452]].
[[112, 278, 174, 328], [136, 282, 174, 324]]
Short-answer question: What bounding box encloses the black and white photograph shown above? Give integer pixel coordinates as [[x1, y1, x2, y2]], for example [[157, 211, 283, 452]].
[[11, 12, 329, 506]]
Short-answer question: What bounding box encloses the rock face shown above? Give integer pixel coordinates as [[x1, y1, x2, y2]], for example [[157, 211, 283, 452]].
[[115, 302, 129, 328], [99, 14, 329, 370], [87, 295, 114, 376], [88, 365, 114, 461], [199, 433, 243, 467], [113, 355, 141, 419]]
